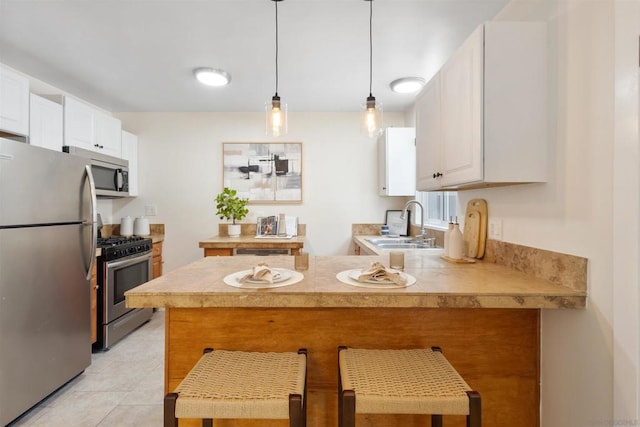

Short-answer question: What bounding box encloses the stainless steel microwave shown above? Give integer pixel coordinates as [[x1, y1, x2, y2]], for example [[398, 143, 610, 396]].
[[63, 146, 129, 197]]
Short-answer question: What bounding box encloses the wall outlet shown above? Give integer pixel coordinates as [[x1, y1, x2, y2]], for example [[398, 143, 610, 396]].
[[488, 218, 503, 241], [145, 204, 158, 216]]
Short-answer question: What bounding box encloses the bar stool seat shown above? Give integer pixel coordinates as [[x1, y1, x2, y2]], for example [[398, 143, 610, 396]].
[[165, 348, 307, 427], [338, 346, 480, 426]]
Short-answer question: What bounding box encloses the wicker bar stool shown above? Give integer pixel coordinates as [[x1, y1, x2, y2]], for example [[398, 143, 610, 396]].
[[338, 346, 481, 427], [165, 348, 307, 427]]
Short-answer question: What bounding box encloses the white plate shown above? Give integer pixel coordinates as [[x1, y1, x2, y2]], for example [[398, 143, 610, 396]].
[[223, 268, 303, 289], [348, 269, 405, 285], [337, 269, 416, 289], [242, 269, 291, 284]]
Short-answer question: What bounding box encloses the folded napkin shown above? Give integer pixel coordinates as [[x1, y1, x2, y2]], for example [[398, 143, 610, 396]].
[[238, 262, 277, 284], [357, 262, 407, 286]]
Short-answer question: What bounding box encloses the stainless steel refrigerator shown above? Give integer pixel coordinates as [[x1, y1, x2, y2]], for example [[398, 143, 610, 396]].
[[0, 138, 97, 426]]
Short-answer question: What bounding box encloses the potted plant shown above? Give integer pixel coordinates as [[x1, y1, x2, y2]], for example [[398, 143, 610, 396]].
[[215, 187, 249, 237]]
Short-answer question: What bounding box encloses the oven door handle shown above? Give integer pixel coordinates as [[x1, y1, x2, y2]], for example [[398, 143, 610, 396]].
[[106, 251, 153, 270]]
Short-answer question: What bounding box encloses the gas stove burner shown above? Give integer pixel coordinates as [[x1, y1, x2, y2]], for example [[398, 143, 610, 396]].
[[97, 236, 148, 247], [97, 236, 152, 261]]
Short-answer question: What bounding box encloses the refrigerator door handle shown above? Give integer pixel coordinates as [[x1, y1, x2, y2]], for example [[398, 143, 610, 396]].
[[84, 165, 98, 280]]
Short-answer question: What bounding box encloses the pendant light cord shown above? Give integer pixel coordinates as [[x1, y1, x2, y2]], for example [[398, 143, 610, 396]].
[[275, 0, 279, 96], [368, 0, 373, 97]]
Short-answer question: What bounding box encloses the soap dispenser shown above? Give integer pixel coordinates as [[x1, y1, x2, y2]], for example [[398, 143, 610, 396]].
[[448, 217, 464, 260], [443, 217, 454, 257]]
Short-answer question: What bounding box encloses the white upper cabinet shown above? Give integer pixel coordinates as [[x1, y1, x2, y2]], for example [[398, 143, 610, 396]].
[[416, 22, 548, 191], [0, 66, 29, 136], [415, 74, 441, 191], [378, 127, 416, 196], [121, 130, 138, 197], [64, 97, 122, 157], [29, 94, 63, 152]]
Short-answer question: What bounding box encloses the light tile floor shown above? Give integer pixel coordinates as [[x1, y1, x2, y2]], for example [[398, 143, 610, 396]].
[[10, 310, 165, 427]]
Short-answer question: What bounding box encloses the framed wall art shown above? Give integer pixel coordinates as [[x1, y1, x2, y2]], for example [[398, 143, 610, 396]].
[[222, 142, 303, 204], [385, 210, 411, 236]]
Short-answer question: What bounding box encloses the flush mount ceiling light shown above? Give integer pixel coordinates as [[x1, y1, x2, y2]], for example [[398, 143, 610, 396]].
[[390, 77, 425, 94], [266, 0, 287, 137], [361, 0, 382, 139], [193, 68, 231, 87]]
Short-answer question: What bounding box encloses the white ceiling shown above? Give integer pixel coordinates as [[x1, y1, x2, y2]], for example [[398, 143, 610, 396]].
[[0, 0, 508, 113]]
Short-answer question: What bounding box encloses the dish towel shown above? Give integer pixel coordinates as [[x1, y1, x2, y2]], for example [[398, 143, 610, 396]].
[[358, 262, 407, 286], [238, 262, 276, 283]]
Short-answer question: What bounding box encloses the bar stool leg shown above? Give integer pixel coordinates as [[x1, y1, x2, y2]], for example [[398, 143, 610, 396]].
[[164, 392, 178, 427], [466, 390, 482, 427], [289, 394, 304, 427], [202, 419, 212, 427], [341, 390, 356, 427], [431, 414, 443, 427]]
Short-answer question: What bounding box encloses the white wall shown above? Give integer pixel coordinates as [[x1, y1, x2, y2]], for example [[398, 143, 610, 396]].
[[455, 0, 639, 425], [111, 112, 407, 272]]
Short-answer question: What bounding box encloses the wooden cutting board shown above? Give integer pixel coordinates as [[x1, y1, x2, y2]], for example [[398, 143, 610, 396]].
[[463, 199, 488, 258], [463, 211, 481, 258]]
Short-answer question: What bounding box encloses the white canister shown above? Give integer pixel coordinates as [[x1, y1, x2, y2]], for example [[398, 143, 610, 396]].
[[133, 217, 150, 236], [120, 216, 134, 236]]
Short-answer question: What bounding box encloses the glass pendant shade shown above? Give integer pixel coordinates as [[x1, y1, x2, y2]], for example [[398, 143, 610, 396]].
[[266, 94, 287, 137], [361, 95, 382, 138]]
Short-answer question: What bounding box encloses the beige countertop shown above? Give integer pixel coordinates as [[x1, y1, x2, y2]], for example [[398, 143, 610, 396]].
[[126, 252, 586, 310]]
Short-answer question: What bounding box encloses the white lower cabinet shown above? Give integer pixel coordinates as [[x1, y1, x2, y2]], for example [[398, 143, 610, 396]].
[[29, 94, 63, 152], [64, 96, 122, 157], [0, 66, 29, 136], [378, 127, 416, 196], [121, 130, 138, 196], [416, 22, 548, 191]]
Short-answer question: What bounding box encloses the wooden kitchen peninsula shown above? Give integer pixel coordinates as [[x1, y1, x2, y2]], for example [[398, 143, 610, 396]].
[[126, 254, 586, 427]]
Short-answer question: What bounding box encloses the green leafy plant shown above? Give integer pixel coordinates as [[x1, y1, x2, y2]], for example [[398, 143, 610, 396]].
[[215, 187, 249, 224]]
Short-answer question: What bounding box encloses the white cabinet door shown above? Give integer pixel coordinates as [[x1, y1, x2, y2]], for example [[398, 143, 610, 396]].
[[121, 130, 138, 196], [64, 97, 96, 150], [0, 66, 29, 136], [97, 114, 122, 158], [29, 94, 63, 152], [64, 97, 122, 157], [415, 74, 441, 191], [439, 24, 483, 187], [378, 127, 416, 196]]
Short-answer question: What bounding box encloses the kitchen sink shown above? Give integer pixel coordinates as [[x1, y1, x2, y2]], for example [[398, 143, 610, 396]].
[[365, 238, 439, 250]]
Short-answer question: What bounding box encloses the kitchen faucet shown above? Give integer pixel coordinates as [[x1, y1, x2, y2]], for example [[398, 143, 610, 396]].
[[401, 200, 426, 241]]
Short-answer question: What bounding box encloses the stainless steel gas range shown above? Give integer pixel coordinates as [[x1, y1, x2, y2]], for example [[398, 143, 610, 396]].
[[94, 236, 153, 351]]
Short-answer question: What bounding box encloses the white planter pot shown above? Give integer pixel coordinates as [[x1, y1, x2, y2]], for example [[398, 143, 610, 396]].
[[228, 224, 241, 238]]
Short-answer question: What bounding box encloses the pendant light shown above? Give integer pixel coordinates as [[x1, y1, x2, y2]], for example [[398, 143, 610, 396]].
[[361, 0, 382, 138], [266, 0, 287, 137]]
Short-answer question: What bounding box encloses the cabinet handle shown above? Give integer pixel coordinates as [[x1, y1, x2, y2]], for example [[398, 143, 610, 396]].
[[432, 172, 443, 178]]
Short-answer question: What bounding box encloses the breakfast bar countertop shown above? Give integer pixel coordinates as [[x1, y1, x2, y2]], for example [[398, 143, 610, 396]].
[[125, 254, 586, 310]]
